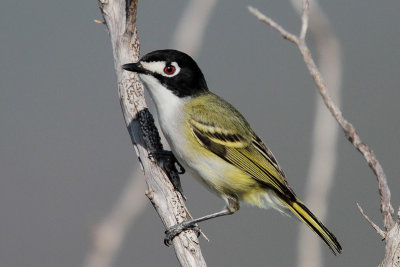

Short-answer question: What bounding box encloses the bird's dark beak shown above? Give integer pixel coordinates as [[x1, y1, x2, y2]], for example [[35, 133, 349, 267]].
[[122, 62, 147, 74]]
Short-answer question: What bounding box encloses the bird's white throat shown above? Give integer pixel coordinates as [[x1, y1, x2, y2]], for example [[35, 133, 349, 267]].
[[138, 74, 189, 148]]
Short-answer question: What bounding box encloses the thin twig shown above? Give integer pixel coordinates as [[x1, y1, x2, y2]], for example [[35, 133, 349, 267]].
[[299, 30, 395, 234], [249, 1, 400, 266], [94, 19, 105, 24], [247, 6, 299, 45], [248, 1, 394, 232], [356, 202, 386, 239]]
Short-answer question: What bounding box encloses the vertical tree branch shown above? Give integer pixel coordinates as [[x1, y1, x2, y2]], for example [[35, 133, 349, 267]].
[[84, 1, 218, 265], [380, 210, 400, 267], [97, 1, 207, 266], [248, 1, 399, 265]]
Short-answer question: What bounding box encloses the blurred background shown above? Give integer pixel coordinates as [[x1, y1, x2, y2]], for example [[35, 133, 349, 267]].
[[1, 0, 399, 266]]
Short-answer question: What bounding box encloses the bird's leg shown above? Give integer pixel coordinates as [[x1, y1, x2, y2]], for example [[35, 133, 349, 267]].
[[164, 198, 239, 246], [149, 150, 186, 199]]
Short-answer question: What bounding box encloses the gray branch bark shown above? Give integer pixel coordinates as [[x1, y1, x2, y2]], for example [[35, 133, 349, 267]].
[[98, 0, 206, 266], [249, 2, 400, 266]]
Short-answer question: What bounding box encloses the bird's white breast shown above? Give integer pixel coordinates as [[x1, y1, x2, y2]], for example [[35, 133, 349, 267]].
[[138, 74, 189, 156]]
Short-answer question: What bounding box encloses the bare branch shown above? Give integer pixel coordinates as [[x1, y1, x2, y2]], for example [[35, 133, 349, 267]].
[[248, 0, 394, 232], [247, 6, 299, 45], [98, 0, 206, 266], [380, 223, 400, 267], [248, 1, 399, 265], [299, 32, 395, 234], [356, 203, 386, 239]]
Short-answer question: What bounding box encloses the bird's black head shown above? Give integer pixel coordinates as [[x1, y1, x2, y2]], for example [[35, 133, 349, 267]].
[[122, 49, 209, 97]]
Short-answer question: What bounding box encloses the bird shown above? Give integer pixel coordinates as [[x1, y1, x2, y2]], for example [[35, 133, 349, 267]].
[[122, 49, 342, 254]]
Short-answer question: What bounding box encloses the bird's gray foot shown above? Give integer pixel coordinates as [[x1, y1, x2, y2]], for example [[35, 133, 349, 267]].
[[164, 221, 201, 246]]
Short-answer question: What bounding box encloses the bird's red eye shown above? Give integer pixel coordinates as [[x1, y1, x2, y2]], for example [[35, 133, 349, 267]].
[[163, 65, 176, 75]]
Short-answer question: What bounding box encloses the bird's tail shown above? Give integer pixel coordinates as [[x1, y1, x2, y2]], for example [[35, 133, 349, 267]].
[[283, 198, 342, 255]]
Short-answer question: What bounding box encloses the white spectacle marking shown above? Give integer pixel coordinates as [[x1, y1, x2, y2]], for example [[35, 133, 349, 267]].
[[140, 61, 181, 77]]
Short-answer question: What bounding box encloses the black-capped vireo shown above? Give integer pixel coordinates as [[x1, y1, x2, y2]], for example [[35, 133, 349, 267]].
[[122, 49, 341, 255]]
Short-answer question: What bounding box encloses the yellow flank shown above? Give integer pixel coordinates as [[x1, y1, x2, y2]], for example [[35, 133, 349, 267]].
[[185, 128, 258, 195], [220, 167, 257, 194], [241, 187, 269, 208]]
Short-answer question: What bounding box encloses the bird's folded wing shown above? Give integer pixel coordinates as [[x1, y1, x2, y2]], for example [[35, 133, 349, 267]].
[[188, 111, 296, 199]]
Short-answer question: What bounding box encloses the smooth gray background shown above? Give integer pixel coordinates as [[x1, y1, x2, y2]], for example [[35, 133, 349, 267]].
[[1, 0, 399, 266]]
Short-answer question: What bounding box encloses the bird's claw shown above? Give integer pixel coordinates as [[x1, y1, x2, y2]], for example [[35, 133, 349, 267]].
[[149, 150, 186, 199], [148, 150, 185, 175], [164, 222, 201, 246]]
